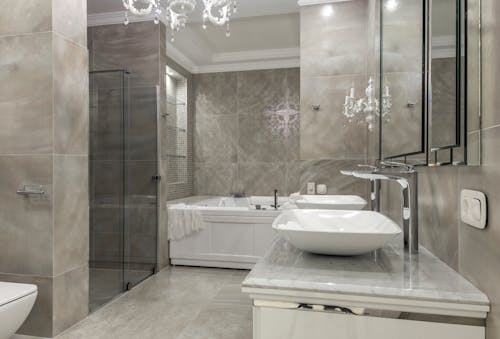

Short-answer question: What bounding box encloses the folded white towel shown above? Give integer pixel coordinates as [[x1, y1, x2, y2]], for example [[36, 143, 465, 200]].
[[168, 204, 205, 240]]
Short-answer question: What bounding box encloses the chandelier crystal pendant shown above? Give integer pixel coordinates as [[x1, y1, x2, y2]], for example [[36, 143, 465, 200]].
[[122, 0, 237, 41], [342, 77, 392, 132]]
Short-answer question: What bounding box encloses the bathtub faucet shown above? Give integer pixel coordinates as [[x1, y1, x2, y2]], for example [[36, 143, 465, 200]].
[[271, 189, 280, 210]]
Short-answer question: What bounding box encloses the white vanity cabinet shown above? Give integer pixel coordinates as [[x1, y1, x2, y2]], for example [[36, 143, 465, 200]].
[[253, 306, 484, 339], [242, 239, 490, 339]]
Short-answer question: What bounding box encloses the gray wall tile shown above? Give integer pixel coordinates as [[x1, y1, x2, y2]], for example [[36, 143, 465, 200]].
[[53, 34, 89, 155], [53, 265, 89, 336], [53, 156, 89, 276], [52, 0, 87, 48], [0, 1, 51, 37], [0, 33, 53, 155], [0, 155, 53, 276]]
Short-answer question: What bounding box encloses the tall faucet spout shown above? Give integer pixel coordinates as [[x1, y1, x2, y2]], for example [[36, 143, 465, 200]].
[[342, 164, 419, 253]]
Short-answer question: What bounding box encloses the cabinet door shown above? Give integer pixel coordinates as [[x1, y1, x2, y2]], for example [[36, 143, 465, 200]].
[[254, 307, 484, 339]]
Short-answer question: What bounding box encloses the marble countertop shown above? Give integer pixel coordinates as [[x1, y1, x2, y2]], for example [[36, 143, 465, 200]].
[[242, 237, 489, 309]]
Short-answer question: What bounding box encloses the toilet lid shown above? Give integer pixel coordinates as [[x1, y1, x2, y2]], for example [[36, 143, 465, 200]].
[[0, 282, 37, 307]]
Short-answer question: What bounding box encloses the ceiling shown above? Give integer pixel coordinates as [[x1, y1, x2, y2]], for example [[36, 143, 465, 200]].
[[87, 0, 301, 73], [87, 0, 299, 19]]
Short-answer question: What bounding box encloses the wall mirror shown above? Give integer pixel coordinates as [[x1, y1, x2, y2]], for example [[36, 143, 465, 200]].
[[379, 0, 482, 166]]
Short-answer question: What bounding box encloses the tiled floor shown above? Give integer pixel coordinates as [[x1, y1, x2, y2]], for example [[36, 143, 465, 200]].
[[14, 267, 252, 339], [56, 266, 252, 339]]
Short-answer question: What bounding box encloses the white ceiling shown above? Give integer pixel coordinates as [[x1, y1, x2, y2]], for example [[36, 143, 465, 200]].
[[87, 0, 299, 18], [87, 0, 301, 73]]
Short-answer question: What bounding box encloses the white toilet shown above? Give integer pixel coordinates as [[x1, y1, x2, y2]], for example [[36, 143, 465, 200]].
[[0, 282, 37, 339]]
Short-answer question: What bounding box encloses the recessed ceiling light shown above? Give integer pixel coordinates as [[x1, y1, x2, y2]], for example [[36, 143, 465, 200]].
[[321, 5, 334, 17], [385, 0, 399, 12]]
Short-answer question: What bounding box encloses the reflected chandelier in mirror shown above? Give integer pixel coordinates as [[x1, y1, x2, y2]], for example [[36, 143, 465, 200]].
[[342, 78, 392, 132]]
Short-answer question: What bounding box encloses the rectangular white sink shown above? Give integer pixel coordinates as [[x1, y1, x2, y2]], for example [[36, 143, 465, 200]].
[[295, 195, 367, 210], [272, 209, 401, 256]]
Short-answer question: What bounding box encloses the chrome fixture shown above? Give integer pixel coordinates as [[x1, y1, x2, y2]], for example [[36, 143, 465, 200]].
[[122, 0, 237, 41], [16, 184, 45, 196], [271, 189, 280, 210], [342, 161, 419, 253], [342, 77, 392, 132]]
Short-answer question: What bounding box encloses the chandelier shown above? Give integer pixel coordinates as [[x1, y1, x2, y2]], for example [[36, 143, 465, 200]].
[[122, 0, 237, 41], [342, 77, 392, 132]]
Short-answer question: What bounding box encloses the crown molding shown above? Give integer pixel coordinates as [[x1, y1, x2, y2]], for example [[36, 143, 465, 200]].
[[297, 0, 352, 7], [166, 42, 198, 74], [212, 48, 300, 63], [196, 58, 300, 74], [88, 11, 162, 27]]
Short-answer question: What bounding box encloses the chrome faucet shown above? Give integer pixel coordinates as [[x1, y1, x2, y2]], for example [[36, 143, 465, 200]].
[[342, 161, 419, 253], [271, 189, 280, 210]]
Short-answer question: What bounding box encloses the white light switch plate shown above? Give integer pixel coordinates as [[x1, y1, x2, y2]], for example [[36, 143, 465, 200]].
[[461, 189, 487, 229]]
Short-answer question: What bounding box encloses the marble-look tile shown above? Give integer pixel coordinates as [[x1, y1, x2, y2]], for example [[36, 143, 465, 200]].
[[478, 0, 500, 129], [298, 159, 370, 199], [57, 267, 251, 339], [381, 0, 423, 73], [0, 273, 53, 338], [125, 160, 157, 197], [194, 114, 239, 163], [52, 0, 87, 48], [90, 86, 125, 162], [53, 34, 89, 155], [417, 166, 460, 270], [91, 160, 123, 204], [0, 1, 51, 36], [0, 33, 53, 154], [194, 72, 238, 116], [127, 86, 158, 161], [457, 125, 500, 338], [235, 162, 288, 196], [236, 69, 288, 116], [238, 113, 299, 163], [177, 304, 252, 339], [300, 75, 368, 160], [90, 22, 160, 88], [381, 72, 423, 158], [53, 265, 89, 336], [301, 1, 368, 77], [53, 155, 89, 275], [430, 58, 457, 148], [194, 162, 237, 195], [0, 155, 53, 276]]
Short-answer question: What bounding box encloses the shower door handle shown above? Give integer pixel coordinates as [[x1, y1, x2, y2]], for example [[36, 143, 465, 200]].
[[152, 175, 162, 182]]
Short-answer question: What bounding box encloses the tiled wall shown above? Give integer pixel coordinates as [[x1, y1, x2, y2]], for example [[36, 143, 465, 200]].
[[0, 0, 89, 336], [193, 68, 302, 196], [382, 0, 500, 337], [299, 1, 370, 199]]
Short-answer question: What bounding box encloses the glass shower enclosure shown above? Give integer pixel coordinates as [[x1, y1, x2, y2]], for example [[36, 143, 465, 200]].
[[89, 70, 159, 312]]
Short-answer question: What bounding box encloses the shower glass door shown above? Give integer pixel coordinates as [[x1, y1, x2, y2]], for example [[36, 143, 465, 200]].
[[89, 70, 158, 312]]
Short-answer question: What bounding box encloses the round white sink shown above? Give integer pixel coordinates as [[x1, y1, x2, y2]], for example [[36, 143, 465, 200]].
[[272, 209, 401, 256]]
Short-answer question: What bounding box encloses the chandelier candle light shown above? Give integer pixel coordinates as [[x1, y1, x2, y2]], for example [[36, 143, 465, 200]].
[[122, 0, 237, 41], [342, 77, 392, 132]]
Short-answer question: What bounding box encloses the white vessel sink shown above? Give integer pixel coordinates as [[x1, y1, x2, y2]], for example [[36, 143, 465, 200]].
[[272, 209, 401, 256], [295, 195, 367, 210]]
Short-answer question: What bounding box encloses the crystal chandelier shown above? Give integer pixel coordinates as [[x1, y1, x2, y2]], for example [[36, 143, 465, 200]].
[[122, 0, 237, 41], [342, 77, 392, 132]]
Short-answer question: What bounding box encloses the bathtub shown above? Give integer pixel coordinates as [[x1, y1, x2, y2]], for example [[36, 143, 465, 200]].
[[168, 196, 288, 269]]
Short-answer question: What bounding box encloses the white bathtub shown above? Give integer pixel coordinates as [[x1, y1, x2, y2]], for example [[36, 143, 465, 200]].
[[168, 196, 288, 269]]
